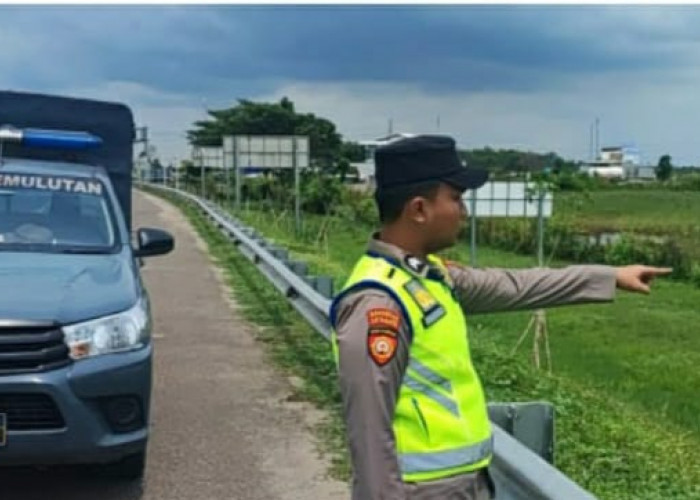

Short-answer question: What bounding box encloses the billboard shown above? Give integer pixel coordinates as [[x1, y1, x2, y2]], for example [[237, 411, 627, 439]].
[[463, 181, 553, 218], [192, 146, 224, 169], [193, 136, 310, 171], [233, 136, 309, 170]]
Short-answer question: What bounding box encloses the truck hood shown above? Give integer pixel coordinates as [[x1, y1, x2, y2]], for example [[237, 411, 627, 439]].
[[0, 249, 138, 324]]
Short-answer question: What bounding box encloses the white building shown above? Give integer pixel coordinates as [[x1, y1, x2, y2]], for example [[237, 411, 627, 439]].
[[581, 145, 651, 180]]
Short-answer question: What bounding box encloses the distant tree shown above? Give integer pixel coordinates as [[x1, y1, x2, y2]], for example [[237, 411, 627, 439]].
[[656, 154, 673, 181], [187, 97, 346, 174], [340, 141, 367, 163], [458, 147, 576, 175]]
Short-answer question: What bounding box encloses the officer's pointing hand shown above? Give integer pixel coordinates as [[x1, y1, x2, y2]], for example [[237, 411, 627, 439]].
[[615, 265, 673, 294]]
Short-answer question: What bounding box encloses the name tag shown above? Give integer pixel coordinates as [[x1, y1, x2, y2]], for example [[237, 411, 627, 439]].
[[404, 280, 446, 327]]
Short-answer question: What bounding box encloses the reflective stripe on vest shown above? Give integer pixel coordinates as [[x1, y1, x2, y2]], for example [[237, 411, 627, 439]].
[[399, 436, 494, 475], [408, 358, 453, 393], [403, 373, 459, 417]]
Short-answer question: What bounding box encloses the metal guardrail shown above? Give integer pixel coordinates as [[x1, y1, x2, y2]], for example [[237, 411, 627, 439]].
[[144, 183, 598, 500]]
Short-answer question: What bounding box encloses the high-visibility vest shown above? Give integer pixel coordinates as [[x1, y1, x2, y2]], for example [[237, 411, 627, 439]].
[[330, 253, 493, 483]]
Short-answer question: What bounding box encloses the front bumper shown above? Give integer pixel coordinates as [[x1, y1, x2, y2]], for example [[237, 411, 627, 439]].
[[0, 345, 152, 466]]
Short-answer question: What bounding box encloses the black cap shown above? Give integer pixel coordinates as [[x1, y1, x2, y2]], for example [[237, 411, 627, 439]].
[[374, 135, 488, 193]]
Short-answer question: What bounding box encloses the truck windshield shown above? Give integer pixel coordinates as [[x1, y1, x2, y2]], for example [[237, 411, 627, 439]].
[[0, 173, 118, 254]]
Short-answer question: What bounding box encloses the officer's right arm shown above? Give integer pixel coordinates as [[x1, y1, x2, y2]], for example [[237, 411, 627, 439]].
[[335, 289, 411, 500]]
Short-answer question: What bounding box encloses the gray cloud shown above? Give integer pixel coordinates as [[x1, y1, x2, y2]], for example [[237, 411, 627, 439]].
[[2, 5, 700, 96], [1, 6, 699, 163]]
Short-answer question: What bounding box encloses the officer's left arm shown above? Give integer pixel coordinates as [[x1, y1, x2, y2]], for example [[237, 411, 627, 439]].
[[335, 289, 412, 500], [447, 262, 671, 315]]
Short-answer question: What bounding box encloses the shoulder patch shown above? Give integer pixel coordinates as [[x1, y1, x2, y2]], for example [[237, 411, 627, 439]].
[[366, 308, 400, 366], [367, 308, 401, 330], [368, 330, 398, 366]]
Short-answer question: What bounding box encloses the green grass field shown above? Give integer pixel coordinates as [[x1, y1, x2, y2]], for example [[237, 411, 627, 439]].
[[555, 190, 700, 233], [147, 187, 700, 499], [555, 190, 700, 264]]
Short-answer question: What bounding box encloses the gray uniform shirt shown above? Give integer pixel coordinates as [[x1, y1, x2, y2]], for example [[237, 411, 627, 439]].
[[334, 236, 617, 500]]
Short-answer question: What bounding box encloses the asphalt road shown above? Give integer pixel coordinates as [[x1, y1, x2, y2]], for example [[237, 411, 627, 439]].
[[0, 190, 348, 500]]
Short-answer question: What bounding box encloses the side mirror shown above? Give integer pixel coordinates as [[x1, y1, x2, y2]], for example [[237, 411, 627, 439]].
[[134, 228, 174, 258]]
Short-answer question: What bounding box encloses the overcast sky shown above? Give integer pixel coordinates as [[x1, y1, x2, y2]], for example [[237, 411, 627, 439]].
[[2, 5, 699, 165]]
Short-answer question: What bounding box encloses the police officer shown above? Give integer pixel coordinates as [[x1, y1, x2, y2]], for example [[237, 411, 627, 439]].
[[329, 135, 670, 500]]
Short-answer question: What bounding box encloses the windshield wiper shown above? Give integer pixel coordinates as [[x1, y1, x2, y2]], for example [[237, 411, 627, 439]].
[[57, 247, 112, 255]]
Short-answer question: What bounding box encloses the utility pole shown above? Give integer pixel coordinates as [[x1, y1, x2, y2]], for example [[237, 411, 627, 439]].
[[595, 117, 600, 160]]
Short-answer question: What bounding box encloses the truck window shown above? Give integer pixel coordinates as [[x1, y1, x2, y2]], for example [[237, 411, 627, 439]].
[[0, 174, 118, 253]]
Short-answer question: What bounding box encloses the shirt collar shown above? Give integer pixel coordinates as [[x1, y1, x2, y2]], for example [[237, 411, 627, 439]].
[[366, 233, 450, 284]]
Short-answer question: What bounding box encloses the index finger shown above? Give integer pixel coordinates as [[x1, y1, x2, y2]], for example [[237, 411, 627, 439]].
[[647, 267, 673, 275]]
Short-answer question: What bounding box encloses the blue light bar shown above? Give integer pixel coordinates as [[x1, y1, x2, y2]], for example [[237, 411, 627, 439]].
[[0, 126, 102, 150]]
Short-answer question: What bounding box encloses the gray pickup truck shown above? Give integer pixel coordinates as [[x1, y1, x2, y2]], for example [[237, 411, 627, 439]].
[[0, 91, 173, 479]]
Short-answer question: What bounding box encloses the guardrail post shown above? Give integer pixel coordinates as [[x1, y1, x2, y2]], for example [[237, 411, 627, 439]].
[[269, 247, 289, 261], [488, 402, 555, 464], [289, 261, 308, 277], [314, 276, 334, 299]]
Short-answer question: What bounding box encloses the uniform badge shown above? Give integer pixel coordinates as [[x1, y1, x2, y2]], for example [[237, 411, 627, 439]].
[[404, 280, 438, 311], [367, 308, 401, 330], [404, 255, 427, 274], [368, 331, 398, 366], [404, 280, 446, 327], [367, 308, 400, 366]]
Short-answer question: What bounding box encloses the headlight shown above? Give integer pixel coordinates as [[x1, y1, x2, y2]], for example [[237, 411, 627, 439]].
[[63, 299, 150, 359]]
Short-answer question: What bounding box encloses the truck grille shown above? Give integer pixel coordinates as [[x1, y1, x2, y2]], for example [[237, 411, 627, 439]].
[[0, 393, 65, 430], [0, 322, 71, 375]]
